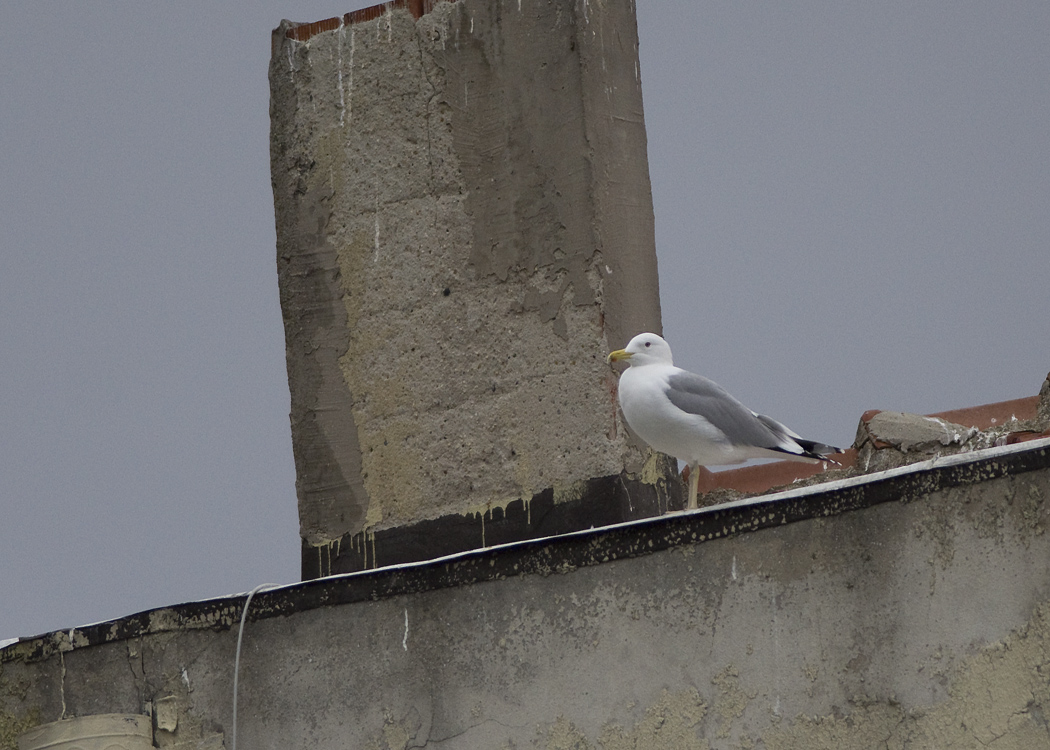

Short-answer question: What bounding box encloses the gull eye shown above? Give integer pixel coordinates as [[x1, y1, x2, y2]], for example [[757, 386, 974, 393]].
[[644, 341, 651, 348]]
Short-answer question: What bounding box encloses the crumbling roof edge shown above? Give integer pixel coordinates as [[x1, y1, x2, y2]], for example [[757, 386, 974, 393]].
[[5, 437, 1049, 663], [280, 0, 456, 43], [711, 436, 1050, 513]]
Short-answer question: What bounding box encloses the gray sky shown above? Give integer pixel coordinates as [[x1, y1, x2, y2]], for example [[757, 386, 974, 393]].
[[2, 2, 1047, 641]]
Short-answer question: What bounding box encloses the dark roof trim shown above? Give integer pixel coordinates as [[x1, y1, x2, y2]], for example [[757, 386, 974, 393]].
[[5, 438, 1049, 663]]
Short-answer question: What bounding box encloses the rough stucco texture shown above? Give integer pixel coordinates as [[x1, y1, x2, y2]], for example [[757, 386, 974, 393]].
[[4, 465, 1049, 749], [270, 0, 664, 546]]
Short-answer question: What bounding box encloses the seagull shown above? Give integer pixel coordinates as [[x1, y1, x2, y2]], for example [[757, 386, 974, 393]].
[[607, 332, 841, 510]]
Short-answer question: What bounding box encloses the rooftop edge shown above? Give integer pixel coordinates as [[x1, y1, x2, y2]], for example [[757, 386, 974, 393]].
[[4, 436, 1048, 664]]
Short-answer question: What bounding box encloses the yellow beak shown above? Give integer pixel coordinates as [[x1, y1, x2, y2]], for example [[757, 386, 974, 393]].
[[607, 348, 632, 364]]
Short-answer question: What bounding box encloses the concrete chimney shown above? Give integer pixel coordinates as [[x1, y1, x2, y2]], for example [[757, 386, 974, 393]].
[[269, 0, 678, 577]]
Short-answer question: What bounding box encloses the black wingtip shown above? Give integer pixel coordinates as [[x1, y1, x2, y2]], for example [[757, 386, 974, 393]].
[[795, 439, 845, 463]]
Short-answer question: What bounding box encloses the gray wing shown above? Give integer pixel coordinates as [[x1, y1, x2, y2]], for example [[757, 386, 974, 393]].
[[665, 371, 785, 450], [754, 413, 842, 458]]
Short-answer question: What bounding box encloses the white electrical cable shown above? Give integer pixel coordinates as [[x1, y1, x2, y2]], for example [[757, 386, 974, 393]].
[[232, 583, 280, 750]]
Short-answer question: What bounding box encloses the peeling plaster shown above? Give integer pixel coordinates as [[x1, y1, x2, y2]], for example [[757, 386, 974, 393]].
[[0, 667, 39, 750], [0, 707, 40, 750], [597, 689, 709, 750], [526, 601, 1050, 749], [761, 604, 1050, 748]]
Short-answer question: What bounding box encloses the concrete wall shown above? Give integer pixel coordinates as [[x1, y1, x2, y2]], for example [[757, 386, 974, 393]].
[[4, 440, 1050, 749], [270, 0, 667, 553]]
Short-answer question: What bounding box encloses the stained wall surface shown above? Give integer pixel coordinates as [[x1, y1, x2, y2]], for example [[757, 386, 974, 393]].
[[270, 0, 666, 549], [4, 443, 1050, 749]]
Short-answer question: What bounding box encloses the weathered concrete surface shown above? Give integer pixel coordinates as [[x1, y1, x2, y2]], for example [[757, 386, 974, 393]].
[[865, 411, 978, 452], [270, 0, 665, 550], [4, 441, 1050, 749], [305, 468, 683, 577], [854, 384, 1050, 476]]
